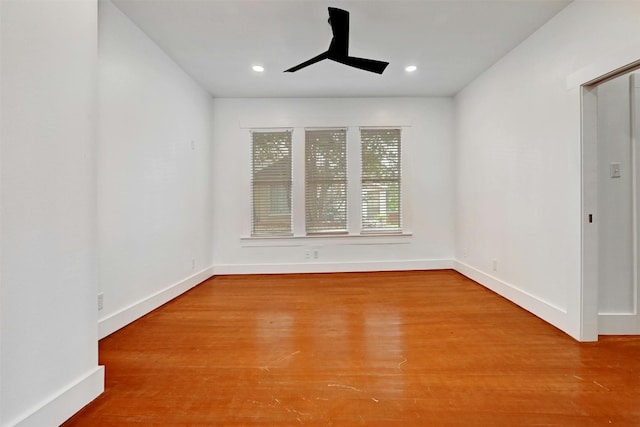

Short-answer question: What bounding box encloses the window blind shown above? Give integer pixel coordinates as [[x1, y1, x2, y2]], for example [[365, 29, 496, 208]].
[[361, 128, 401, 232], [305, 129, 347, 234], [251, 130, 292, 236]]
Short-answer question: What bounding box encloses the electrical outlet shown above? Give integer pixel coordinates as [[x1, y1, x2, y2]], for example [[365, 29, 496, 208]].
[[98, 293, 104, 311], [305, 249, 311, 259], [313, 249, 319, 259]]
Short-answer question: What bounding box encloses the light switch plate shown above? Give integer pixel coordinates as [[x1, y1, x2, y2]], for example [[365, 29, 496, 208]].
[[610, 162, 622, 178]]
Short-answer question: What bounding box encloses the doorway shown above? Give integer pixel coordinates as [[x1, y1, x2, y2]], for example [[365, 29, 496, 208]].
[[584, 70, 640, 335]]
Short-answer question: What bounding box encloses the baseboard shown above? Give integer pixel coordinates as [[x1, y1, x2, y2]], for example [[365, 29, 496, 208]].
[[99, 266, 214, 339], [9, 366, 104, 427], [214, 259, 454, 275], [453, 260, 569, 334], [98, 261, 572, 340], [598, 313, 639, 334]]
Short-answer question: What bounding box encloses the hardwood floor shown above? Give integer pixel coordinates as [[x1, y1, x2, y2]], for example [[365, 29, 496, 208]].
[[64, 270, 640, 426]]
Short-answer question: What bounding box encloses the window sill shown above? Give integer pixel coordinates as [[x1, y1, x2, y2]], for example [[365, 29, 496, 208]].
[[240, 232, 412, 247]]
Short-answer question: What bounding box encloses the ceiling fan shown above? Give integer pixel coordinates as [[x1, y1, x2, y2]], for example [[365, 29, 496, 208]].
[[284, 7, 389, 75]]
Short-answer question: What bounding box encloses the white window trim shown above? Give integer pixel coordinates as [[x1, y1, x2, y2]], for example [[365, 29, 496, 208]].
[[244, 125, 412, 240], [304, 127, 349, 234], [240, 232, 413, 247], [250, 128, 294, 237], [360, 127, 403, 233]]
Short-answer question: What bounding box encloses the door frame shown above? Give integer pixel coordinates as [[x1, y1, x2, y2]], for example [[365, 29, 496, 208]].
[[576, 50, 640, 340]]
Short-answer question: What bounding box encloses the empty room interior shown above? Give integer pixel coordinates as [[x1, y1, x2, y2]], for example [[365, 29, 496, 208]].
[[3, 0, 640, 425]]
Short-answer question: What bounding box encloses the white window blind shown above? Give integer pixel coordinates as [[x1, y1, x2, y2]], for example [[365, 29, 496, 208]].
[[251, 130, 292, 236], [305, 129, 348, 234], [361, 128, 401, 232]]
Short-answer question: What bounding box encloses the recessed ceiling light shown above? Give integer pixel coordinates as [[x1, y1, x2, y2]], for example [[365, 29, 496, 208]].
[[252, 65, 265, 72], [405, 65, 417, 72]]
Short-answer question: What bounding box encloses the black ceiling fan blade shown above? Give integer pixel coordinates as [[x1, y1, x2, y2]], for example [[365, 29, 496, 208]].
[[284, 51, 329, 73], [332, 56, 389, 75], [327, 7, 349, 57]]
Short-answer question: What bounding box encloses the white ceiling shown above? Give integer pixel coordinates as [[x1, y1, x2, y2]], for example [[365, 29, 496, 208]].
[[112, 0, 571, 98]]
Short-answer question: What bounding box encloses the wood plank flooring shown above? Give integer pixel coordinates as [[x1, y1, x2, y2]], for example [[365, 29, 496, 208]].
[[64, 270, 640, 426]]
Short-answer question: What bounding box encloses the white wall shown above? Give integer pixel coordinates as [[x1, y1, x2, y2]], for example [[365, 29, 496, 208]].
[[454, 1, 640, 340], [212, 98, 454, 273], [1, 1, 104, 425], [98, 0, 213, 337]]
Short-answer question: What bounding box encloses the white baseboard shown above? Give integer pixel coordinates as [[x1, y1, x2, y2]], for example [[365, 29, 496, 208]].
[[213, 259, 454, 275], [99, 261, 573, 341], [99, 266, 214, 339], [10, 366, 104, 427], [453, 260, 569, 334], [598, 313, 640, 334]]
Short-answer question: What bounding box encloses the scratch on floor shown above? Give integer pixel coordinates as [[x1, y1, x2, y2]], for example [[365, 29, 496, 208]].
[[593, 380, 611, 391], [248, 399, 277, 409], [371, 397, 379, 403], [270, 350, 301, 365], [327, 383, 362, 392], [286, 408, 312, 417], [573, 375, 584, 381], [286, 407, 313, 425], [398, 357, 407, 369], [260, 350, 301, 371]]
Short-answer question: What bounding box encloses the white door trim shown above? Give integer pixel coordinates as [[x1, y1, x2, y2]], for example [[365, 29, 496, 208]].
[[576, 46, 640, 340], [580, 85, 599, 341]]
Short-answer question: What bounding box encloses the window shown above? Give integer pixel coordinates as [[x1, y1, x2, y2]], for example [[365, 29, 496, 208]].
[[248, 126, 403, 237], [361, 128, 401, 232], [305, 129, 347, 234], [268, 183, 290, 215], [251, 130, 292, 236]]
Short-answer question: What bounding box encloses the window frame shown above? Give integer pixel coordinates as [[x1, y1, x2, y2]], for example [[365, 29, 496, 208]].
[[250, 129, 293, 237], [360, 127, 402, 234], [246, 125, 408, 239], [304, 128, 349, 235]]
